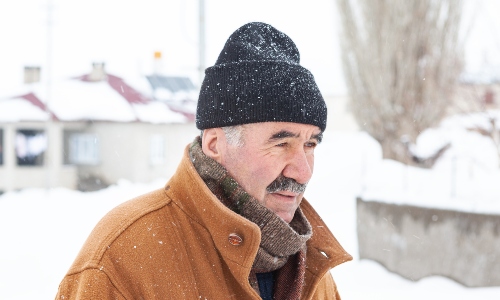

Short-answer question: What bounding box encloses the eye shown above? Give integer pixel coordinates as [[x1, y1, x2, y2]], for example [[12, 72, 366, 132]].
[[276, 142, 288, 147], [305, 141, 317, 148]]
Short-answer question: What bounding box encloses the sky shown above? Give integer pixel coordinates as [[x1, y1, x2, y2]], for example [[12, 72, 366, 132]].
[[0, 0, 344, 96], [1, 0, 500, 98]]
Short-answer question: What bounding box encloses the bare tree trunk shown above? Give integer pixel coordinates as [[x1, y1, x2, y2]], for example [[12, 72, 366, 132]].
[[336, 0, 465, 164]]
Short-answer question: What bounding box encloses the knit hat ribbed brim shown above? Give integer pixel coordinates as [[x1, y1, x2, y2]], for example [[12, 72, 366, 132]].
[[196, 22, 327, 131]]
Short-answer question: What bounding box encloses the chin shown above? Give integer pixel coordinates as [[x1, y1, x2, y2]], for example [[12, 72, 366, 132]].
[[276, 211, 295, 223]]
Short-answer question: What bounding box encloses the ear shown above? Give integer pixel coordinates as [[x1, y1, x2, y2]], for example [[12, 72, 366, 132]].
[[201, 128, 224, 163]]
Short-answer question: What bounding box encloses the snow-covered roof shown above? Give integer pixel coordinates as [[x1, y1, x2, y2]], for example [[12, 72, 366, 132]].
[[0, 72, 189, 124], [145, 75, 198, 121], [0, 94, 50, 122]]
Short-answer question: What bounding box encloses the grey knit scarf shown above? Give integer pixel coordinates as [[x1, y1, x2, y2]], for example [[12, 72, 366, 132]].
[[189, 137, 312, 274]]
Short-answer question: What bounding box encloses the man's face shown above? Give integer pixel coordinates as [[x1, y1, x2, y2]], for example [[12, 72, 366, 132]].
[[218, 122, 322, 223]]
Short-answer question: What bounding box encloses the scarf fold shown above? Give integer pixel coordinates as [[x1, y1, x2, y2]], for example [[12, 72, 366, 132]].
[[189, 137, 311, 298]]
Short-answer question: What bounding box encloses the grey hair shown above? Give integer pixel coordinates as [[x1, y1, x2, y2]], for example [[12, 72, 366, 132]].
[[222, 125, 245, 147], [200, 125, 245, 147]]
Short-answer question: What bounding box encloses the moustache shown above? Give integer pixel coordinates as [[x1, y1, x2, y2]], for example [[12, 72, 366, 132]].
[[266, 174, 307, 194]]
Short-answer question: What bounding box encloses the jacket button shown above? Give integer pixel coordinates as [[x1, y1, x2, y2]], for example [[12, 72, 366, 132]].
[[228, 233, 243, 246]]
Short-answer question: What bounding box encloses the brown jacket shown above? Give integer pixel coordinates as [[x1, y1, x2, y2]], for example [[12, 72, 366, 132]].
[[56, 146, 352, 299]]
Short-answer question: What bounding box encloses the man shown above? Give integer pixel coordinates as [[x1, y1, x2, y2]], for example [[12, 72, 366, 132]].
[[56, 22, 351, 300]]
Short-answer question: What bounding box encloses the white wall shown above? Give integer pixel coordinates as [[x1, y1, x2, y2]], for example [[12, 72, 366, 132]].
[[78, 122, 199, 185]]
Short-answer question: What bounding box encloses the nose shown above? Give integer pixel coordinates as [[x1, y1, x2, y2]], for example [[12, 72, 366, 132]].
[[282, 147, 313, 185]]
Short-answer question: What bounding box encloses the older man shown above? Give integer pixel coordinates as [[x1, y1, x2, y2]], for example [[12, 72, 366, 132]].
[[56, 22, 351, 300]]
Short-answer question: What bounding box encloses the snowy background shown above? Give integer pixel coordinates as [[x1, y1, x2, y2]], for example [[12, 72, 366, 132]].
[[2, 114, 500, 299], [2, 0, 500, 299]]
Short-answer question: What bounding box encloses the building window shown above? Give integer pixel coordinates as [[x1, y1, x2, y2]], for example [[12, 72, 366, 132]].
[[0, 129, 3, 165], [16, 129, 47, 166], [150, 135, 165, 165], [68, 133, 100, 165]]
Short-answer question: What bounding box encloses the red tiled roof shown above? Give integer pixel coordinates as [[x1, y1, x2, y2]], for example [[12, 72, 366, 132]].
[[107, 74, 151, 104], [16, 92, 59, 120]]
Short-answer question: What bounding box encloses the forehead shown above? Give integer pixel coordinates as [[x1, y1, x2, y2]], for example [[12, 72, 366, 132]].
[[243, 122, 321, 140]]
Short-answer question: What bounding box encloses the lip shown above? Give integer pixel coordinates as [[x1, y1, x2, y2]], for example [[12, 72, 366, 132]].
[[276, 191, 298, 197], [270, 191, 299, 200]]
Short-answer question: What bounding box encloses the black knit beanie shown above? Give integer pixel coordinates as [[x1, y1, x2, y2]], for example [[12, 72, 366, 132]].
[[196, 22, 327, 131]]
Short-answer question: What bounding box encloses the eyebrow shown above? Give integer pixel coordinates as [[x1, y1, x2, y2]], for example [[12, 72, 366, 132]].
[[269, 130, 298, 142], [312, 132, 323, 144], [268, 130, 323, 143]]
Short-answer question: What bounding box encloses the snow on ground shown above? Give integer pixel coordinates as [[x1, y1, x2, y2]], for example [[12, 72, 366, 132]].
[[1, 119, 500, 299]]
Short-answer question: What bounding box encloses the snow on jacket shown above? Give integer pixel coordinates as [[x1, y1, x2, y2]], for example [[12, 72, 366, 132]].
[[55, 145, 352, 299]]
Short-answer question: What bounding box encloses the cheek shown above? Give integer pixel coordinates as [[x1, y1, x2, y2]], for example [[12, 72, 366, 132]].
[[237, 153, 282, 189], [225, 148, 263, 182], [256, 157, 288, 186], [253, 162, 278, 182]]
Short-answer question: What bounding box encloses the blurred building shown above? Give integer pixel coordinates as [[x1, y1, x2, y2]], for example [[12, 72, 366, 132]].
[[0, 63, 198, 193]]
